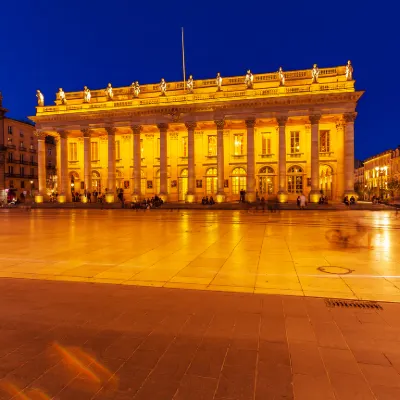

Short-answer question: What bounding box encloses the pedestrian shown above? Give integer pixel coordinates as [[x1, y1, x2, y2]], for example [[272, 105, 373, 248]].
[[299, 193, 307, 210], [260, 196, 265, 212]]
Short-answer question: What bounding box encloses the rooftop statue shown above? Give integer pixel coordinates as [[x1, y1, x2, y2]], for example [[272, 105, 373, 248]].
[[278, 67, 285, 86], [83, 86, 91, 103], [187, 75, 194, 93], [160, 78, 167, 96], [345, 60, 354, 81], [58, 88, 67, 104], [105, 83, 113, 100], [216, 72, 222, 91], [311, 64, 319, 83], [36, 90, 44, 106], [132, 81, 140, 98], [245, 70, 254, 89], [0, 91, 3, 107]]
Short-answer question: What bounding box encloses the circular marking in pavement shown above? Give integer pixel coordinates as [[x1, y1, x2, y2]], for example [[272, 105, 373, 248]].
[[317, 266, 354, 275]]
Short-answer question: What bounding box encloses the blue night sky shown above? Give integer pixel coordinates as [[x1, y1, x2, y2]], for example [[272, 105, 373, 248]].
[[1, 0, 397, 160]]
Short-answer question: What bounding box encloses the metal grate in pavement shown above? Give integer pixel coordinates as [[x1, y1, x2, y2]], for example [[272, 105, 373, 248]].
[[325, 299, 383, 310]]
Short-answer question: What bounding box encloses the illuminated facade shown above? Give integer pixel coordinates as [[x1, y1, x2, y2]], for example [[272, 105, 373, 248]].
[[30, 64, 363, 203]]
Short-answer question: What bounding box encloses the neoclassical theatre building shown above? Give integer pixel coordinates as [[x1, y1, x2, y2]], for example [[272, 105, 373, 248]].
[[30, 63, 363, 203]]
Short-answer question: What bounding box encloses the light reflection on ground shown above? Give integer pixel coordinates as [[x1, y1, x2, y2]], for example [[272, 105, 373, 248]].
[[0, 208, 400, 302]]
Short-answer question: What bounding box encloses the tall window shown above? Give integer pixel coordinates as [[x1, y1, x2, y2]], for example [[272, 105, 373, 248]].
[[261, 132, 271, 155], [156, 138, 160, 158], [232, 167, 247, 194], [320, 131, 330, 152], [8, 153, 13, 162], [116, 140, 121, 160], [290, 132, 300, 153], [8, 126, 13, 134], [30, 167, 34, 176], [287, 166, 303, 193], [8, 166, 13, 174], [20, 167, 25, 177], [233, 134, 244, 155], [140, 139, 144, 158], [21, 181, 25, 188], [182, 136, 188, 157], [208, 136, 217, 156], [91, 142, 98, 160], [20, 154, 24, 162], [20, 131, 24, 138], [69, 143, 77, 161]]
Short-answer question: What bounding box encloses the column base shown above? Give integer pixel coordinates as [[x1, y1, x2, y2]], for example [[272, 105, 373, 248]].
[[58, 195, 66, 203], [216, 193, 225, 203], [185, 194, 196, 203], [105, 193, 115, 203], [34, 195, 44, 204], [245, 192, 256, 203], [159, 194, 168, 203], [277, 191, 288, 203], [309, 190, 321, 204]]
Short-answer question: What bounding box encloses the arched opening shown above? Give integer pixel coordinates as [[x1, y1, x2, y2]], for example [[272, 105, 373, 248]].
[[116, 170, 123, 190], [178, 168, 188, 201], [287, 165, 303, 194], [206, 167, 217, 195], [319, 165, 334, 199], [231, 167, 246, 194], [92, 170, 101, 192], [258, 166, 275, 195], [69, 171, 80, 193]]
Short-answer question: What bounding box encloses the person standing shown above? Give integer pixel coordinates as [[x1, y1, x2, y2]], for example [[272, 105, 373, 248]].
[[299, 193, 307, 210]]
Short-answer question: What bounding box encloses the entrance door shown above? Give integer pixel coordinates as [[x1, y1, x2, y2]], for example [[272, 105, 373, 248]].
[[178, 169, 188, 201], [206, 168, 217, 195]]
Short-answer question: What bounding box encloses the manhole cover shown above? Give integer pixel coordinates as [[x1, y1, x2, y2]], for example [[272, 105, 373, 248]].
[[325, 299, 383, 310], [317, 266, 354, 275]]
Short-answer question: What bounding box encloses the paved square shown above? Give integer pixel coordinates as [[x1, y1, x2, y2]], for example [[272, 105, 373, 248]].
[[0, 209, 400, 302]]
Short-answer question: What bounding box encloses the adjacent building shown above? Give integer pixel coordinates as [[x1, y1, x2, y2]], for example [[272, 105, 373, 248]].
[[30, 63, 363, 203]]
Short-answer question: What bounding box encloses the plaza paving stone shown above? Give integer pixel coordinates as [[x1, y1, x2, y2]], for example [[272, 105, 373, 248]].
[[1, 209, 400, 398]]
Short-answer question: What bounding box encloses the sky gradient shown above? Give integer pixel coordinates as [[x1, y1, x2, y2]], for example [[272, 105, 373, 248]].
[[1, 0, 397, 160]]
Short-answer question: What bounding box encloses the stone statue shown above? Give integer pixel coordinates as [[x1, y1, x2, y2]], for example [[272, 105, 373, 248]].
[[105, 83, 113, 100], [245, 70, 254, 89], [0, 91, 3, 107], [278, 67, 285, 86], [83, 86, 91, 103], [58, 88, 67, 104], [311, 64, 319, 83], [345, 60, 354, 81], [132, 81, 140, 98], [216, 72, 222, 91], [187, 75, 194, 93], [36, 90, 44, 106], [160, 78, 167, 96]]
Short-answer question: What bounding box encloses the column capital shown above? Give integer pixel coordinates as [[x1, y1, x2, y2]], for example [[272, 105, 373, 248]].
[[309, 114, 321, 125], [343, 112, 357, 123], [105, 126, 117, 136], [276, 116, 288, 127], [131, 125, 142, 135], [57, 130, 68, 139], [33, 129, 46, 139], [245, 118, 256, 128], [157, 123, 169, 132], [81, 128, 93, 138], [214, 119, 225, 130], [185, 121, 197, 131]]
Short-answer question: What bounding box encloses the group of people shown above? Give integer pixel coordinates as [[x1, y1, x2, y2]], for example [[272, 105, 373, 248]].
[[343, 195, 356, 206], [318, 195, 329, 204], [296, 194, 308, 209], [201, 196, 215, 205], [131, 196, 164, 210]]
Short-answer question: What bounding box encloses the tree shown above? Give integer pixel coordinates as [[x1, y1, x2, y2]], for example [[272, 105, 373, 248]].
[[387, 178, 400, 198]]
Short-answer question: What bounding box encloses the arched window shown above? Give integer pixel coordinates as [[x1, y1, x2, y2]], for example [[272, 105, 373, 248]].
[[232, 167, 246, 194], [319, 165, 333, 198], [206, 168, 217, 194], [259, 166, 275, 174], [178, 169, 188, 201], [92, 170, 101, 192], [287, 166, 303, 193], [69, 171, 80, 192], [258, 166, 275, 194]]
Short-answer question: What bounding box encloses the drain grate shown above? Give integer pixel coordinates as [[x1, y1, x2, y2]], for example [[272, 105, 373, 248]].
[[325, 299, 383, 310]]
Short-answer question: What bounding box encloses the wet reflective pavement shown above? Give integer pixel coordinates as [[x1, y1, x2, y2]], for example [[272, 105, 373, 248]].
[[1, 209, 400, 302]]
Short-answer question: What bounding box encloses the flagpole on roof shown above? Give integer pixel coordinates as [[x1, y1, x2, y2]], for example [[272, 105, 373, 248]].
[[181, 27, 186, 93]]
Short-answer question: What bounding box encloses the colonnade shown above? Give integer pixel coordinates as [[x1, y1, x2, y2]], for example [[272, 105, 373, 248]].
[[35, 113, 357, 203]]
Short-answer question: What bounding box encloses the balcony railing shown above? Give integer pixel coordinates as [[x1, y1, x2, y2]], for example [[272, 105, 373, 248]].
[[5, 173, 20, 178], [30, 161, 38, 166], [288, 153, 304, 158], [29, 148, 36, 153], [7, 144, 16, 150], [259, 154, 275, 158], [319, 151, 334, 157], [19, 146, 27, 152]]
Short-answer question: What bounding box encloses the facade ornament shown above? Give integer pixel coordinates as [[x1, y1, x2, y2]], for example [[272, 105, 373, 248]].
[[185, 121, 197, 131], [216, 73, 222, 91], [214, 119, 225, 130], [343, 112, 357, 123], [81, 128, 92, 138], [57, 130, 68, 139], [276, 116, 288, 126], [131, 125, 142, 135], [278, 67, 285, 86], [186, 75, 194, 93], [132, 81, 140, 98], [105, 83, 113, 101], [245, 118, 256, 128], [311, 64, 319, 83], [58, 88, 67, 105], [309, 114, 321, 125], [105, 126, 117, 135], [170, 108, 180, 122], [345, 60, 354, 81], [160, 79, 167, 96], [33, 129, 45, 138], [157, 122, 169, 132], [83, 86, 91, 103], [36, 90, 44, 106], [169, 132, 179, 140], [244, 70, 254, 89]]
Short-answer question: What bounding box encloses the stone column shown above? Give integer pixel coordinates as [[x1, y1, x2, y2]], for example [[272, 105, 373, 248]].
[[58, 130, 68, 203], [343, 112, 357, 196], [158, 123, 169, 201], [35, 130, 46, 203], [215, 119, 225, 203], [277, 116, 288, 203], [309, 114, 321, 203], [131, 125, 142, 201], [245, 118, 256, 202], [82, 129, 92, 199], [105, 126, 116, 203], [185, 121, 197, 203]]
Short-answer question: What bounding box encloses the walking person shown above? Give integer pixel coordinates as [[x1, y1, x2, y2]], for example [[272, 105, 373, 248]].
[[299, 193, 307, 210]]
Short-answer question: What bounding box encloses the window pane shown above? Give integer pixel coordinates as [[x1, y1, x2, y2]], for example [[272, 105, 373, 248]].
[[208, 136, 217, 156], [234, 134, 243, 155], [290, 132, 300, 153]]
